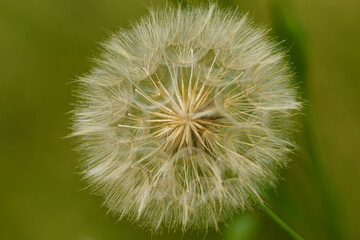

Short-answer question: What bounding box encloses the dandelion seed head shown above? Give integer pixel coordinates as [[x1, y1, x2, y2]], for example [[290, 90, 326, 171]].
[[71, 4, 300, 232]]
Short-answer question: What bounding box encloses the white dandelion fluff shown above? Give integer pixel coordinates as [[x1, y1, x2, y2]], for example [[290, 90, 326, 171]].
[[71, 4, 300, 232]]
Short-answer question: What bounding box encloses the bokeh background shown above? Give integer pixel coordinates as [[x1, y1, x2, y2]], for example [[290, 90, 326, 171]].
[[1, 0, 359, 239]]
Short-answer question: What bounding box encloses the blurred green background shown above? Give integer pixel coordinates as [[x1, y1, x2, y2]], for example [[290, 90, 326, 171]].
[[1, 0, 359, 239]]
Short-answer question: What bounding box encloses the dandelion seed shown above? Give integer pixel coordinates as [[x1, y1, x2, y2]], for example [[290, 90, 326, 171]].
[[71, 4, 300, 232]]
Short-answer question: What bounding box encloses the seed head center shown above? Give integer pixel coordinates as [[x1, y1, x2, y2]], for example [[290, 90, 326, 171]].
[[157, 105, 222, 156]]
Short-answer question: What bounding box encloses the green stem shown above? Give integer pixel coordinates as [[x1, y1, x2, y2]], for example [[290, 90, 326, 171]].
[[272, 1, 343, 239], [261, 204, 304, 240]]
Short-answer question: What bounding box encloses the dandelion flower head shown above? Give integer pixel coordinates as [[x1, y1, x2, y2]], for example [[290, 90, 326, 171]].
[[72, 4, 300, 232]]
